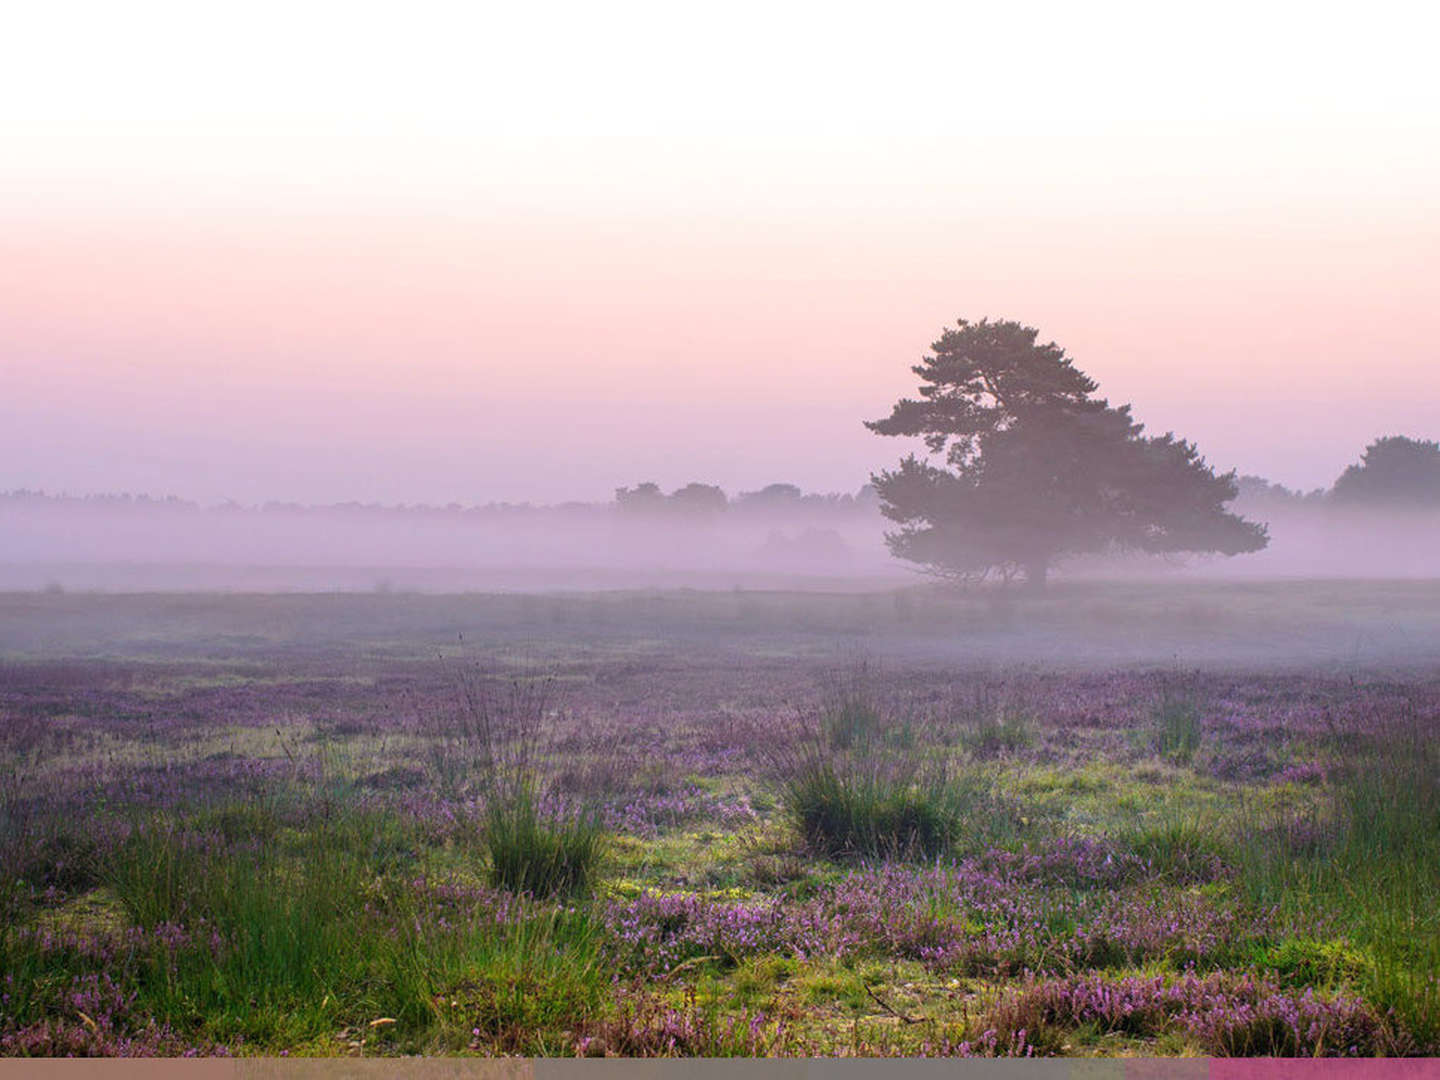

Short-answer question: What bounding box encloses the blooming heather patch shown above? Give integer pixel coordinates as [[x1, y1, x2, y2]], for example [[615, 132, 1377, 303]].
[[0, 971, 231, 1057], [601, 786, 758, 838], [975, 972, 1409, 1056], [821, 863, 1266, 974], [571, 990, 794, 1057], [599, 859, 1271, 977]]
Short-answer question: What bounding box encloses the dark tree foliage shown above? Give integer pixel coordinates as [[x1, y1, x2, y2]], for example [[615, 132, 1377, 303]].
[[736, 483, 804, 508], [866, 318, 1268, 588], [614, 482, 668, 514], [614, 482, 728, 517], [668, 482, 728, 516], [1331, 436, 1440, 506]]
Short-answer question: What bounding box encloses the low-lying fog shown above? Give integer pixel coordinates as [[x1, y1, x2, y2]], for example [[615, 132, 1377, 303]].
[[0, 493, 1437, 593]]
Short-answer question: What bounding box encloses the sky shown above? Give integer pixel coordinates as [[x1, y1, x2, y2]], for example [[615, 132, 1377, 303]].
[[3, 1, 1438, 505]]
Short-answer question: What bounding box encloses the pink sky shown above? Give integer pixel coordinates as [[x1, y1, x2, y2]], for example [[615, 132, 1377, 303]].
[[4, 5, 1439, 508]]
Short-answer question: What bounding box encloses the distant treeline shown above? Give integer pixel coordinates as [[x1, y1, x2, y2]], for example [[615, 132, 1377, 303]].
[[1235, 435, 1440, 510], [0, 482, 882, 520], [4, 435, 1436, 519], [614, 482, 878, 517]]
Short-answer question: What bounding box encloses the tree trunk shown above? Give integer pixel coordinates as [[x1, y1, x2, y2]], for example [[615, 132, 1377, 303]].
[[1024, 559, 1048, 593]]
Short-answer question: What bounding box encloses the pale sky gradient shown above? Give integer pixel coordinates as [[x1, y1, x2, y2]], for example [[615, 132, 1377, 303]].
[[2, 2, 1438, 505]]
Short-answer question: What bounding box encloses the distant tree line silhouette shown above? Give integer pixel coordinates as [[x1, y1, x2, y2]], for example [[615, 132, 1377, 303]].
[[0, 483, 882, 520], [1331, 436, 1440, 506], [1230, 436, 1440, 510], [613, 481, 879, 517], [4, 437, 1437, 521]]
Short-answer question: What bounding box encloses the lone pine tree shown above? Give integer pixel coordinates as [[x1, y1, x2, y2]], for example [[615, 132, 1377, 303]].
[[867, 318, 1268, 589]]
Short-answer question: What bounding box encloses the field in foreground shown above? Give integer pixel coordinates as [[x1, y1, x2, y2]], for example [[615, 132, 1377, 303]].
[[1, 585, 1438, 1057]]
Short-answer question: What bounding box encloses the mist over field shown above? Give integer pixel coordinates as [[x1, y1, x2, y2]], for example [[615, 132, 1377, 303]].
[[0, 492, 893, 590], [2, 488, 1436, 593], [3, 485, 1439, 672]]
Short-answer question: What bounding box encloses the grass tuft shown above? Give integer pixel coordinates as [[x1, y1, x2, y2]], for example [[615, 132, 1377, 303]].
[[1118, 817, 1229, 884], [1153, 684, 1202, 764], [962, 709, 1034, 756], [782, 759, 959, 859], [485, 783, 605, 898]]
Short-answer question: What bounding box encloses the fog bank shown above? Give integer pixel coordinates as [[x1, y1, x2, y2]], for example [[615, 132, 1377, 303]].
[[1, 492, 1436, 593]]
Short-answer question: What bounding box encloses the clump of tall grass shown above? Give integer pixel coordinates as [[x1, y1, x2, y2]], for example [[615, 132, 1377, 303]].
[[962, 709, 1033, 756], [782, 756, 961, 859], [23, 793, 608, 1051], [409, 907, 608, 1054], [777, 671, 1019, 859], [945, 681, 1032, 756], [1331, 705, 1440, 1048], [1117, 816, 1229, 884], [821, 696, 885, 752], [484, 782, 605, 898], [433, 665, 607, 897], [1153, 683, 1202, 764], [85, 804, 429, 1045], [818, 657, 888, 751]]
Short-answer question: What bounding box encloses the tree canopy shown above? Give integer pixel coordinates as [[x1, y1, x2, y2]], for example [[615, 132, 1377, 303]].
[[614, 482, 728, 517], [866, 318, 1268, 588], [1331, 436, 1440, 506]]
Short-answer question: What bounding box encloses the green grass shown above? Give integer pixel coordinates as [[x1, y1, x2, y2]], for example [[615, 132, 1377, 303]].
[[821, 697, 885, 752], [783, 760, 955, 859], [484, 782, 606, 898], [1117, 816, 1228, 884], [1233, 714, 1440, 1050], [962, 710, 1034, 756], [398, 907, 608, 1055], [1153, 687, 1202, 764], [781, 754, 1014, 860], [98, 809, 417, 1043], [0, 794, 610, 1053], [1332, 720, 1440, 1048]]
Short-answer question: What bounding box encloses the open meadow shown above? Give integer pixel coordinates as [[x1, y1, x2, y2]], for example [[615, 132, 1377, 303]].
[[2, 582, 1438, 1057]]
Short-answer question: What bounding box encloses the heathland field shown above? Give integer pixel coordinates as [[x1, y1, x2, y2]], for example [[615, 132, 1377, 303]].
[[1, 584, 1438, 1057]]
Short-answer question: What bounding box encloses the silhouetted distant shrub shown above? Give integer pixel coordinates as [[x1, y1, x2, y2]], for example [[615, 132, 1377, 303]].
[[1331, 435, 1440, 506]]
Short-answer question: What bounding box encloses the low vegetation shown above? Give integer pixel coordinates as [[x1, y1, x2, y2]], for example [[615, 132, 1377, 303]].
[[1, 590, 1437, 1057]]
